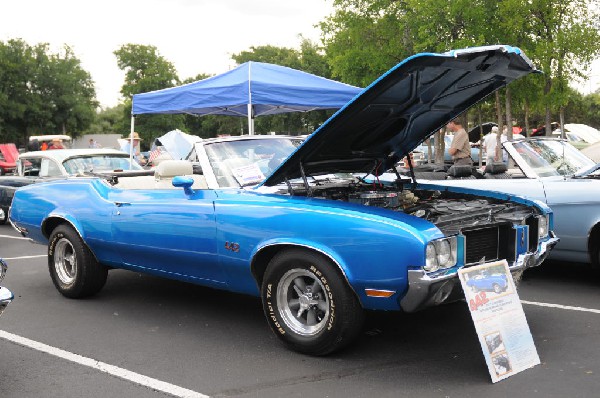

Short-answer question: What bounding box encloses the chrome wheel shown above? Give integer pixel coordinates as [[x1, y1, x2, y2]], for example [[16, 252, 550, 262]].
[[54, 238, 77, 285], [277, 269, 329, 336]]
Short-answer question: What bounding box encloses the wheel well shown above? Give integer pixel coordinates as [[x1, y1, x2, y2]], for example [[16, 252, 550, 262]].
[[42, 217, 71, 239], [251, 244, 350, 290], [588, 223, 600, 264]]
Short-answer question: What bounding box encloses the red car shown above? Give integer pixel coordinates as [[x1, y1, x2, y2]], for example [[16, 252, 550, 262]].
[[0, 144, 19, 175]]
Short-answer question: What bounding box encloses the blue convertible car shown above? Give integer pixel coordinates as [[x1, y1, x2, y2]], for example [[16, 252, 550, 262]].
[[10, 46, 558, 355], [465, 273, 508, 294]]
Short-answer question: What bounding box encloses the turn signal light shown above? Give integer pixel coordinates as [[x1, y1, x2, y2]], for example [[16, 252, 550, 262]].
[[365, 289, 395, 298]]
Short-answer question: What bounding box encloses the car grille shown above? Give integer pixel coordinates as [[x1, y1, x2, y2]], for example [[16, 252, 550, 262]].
[[463, 223, 516, 265], [526, 216, 539, 252]]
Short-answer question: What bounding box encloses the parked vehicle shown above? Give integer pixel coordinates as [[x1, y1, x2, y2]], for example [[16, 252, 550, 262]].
[[9, 46, 558, 355], [0, 259, 13, 317], [466, 273, 508, 294], [408, 137, 600, 267], [0, 149, 144, 224], [0, 144, 19, 175], [28, 134, 72, 149]]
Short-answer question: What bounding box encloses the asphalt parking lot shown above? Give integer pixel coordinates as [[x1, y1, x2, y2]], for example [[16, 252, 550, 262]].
[[1, 223, 600, 398]]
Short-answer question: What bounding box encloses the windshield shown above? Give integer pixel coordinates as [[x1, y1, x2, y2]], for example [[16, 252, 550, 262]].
[[63, 155, 143, 174], [205, 138, 301, 187], [512, 139, 595, 177]]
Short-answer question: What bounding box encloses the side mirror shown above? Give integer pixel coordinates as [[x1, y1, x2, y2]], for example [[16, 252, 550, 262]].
[[172, 176, 194, 195]]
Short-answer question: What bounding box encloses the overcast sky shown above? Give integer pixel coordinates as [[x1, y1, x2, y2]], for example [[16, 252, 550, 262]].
[[0, 0, 334, 108], [1, 0, 598, 109]]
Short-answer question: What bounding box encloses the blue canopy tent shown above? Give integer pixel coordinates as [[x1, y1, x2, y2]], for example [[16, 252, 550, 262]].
[[131, 61, 362, 136]]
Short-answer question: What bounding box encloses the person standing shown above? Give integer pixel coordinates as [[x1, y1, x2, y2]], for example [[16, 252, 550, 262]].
[[27, 139, 40, 151], [121, 132, 146, 165], [48, 138, 65, 150], [446, 118, 473, 166], [483, 126, 500, 164]]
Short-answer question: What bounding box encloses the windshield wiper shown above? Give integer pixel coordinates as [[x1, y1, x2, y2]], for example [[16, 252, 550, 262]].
[[573, 163, 600, 178]]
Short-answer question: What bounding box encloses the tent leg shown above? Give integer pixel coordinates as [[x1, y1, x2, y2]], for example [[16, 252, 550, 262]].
[[247, 104, 254, 135], [130, 115, 135, 168]]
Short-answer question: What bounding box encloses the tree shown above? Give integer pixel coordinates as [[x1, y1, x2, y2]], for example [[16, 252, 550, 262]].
[[320, 0, 600, 137], [45, 46, 97, 137], [114, 44, 185, 145], [320, 0, 414, 86], [85, 104, 128, 135], [0, 39, 97, 146], [498, 0, 600, 135]]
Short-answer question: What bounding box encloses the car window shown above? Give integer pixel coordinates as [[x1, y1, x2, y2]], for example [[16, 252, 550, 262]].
[[512, 140, 595, 177], [63, 155, 143, 174], [204, 138, 299, 187], [40, 159, 62, 177], [19, 158, 41, 176]]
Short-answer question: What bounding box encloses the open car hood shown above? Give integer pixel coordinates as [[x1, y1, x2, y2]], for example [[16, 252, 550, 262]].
[[263, 45, 535, 187]]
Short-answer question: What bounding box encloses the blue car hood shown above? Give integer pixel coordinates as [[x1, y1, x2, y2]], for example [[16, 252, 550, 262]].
[[263, 45, 535, 187]]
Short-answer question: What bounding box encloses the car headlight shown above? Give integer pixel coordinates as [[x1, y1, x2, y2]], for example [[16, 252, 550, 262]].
[[424, 237, 458, 273], [425, 244, 439, 272], [0, 259, 6, 284], [538, 215, 549, 239]]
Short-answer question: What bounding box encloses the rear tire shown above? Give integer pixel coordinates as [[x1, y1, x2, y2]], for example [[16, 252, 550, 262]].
[[261, 248, 364, 356], [591, 238, 600, 270], [48, 224, 108, 298]]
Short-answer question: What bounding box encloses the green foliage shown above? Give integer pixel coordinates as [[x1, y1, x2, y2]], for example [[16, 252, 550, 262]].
[[0, 39, 97, 146], [114, 44, 185, 145], [114, 44, 180, 98], [322, 0, 600, 131], [85, 104, 127, 134]]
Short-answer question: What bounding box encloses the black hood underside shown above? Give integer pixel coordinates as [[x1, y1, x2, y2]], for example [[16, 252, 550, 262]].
[[263, 46, 535, 187]]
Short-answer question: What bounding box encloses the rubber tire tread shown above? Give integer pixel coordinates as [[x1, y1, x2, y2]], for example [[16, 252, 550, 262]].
[[261, 248, 364, 356], [48, 224, 108, 298]]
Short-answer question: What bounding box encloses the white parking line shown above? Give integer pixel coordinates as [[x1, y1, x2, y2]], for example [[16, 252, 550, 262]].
[[0, 234, 28, 240], [2, 255, 47, 260], [522, 300, 600, 314], [0, 330, 209, 398]]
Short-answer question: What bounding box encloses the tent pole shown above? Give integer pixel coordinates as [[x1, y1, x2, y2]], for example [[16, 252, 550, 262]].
[[248, 62, 253, 135], [130, 115, 135, 169], [247, 104, 253, 136]]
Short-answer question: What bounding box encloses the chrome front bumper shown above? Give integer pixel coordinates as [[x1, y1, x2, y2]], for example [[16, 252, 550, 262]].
[[400, 235, 559, 313], [0, 286, 13, 316]]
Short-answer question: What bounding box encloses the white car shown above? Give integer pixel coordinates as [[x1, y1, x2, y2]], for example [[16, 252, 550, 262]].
[[0, 148, 144, 224]]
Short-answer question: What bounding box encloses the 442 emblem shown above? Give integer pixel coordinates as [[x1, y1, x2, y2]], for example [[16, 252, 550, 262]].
[[225, 241, 240, 252]]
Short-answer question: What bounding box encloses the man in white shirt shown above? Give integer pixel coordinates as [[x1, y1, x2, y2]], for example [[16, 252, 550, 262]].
[[483, 126, 500, 164]]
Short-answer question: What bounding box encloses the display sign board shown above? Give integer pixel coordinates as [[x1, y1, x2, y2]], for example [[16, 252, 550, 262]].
[[458, 260, 540, 383]]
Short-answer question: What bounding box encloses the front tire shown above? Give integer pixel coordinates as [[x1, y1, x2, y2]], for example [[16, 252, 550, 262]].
[[261, 249, 364, 356], [493, 283, 502, 294], [48, 224, 108, 298]]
